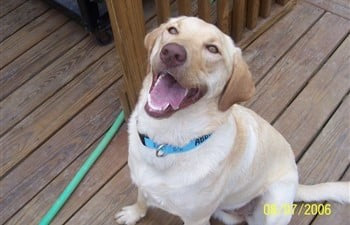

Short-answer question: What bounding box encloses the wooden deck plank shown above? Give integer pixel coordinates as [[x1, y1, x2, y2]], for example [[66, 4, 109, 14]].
[[2, 93, 124, 225], [0, 9, 69, 69], [290, 94, 350, 225], [0, 81, 122, 223], [274, 35, 350, 158], [0, 0, 49, 42], [311, 168, 350, 225], [65, 167, 182, 225], [304, 0, 350, 19], [0, 21, 86, 101], [0, 37, 113, 137], [0, 47, 116, 178], [6, 125, 128, 225], [0, 0, 27, 18], [246, 12, 350, 123], [244, 2, 323, 83]]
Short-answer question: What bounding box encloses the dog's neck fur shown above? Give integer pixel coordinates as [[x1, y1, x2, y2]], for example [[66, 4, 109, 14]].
[[135, 93, 232, 147]]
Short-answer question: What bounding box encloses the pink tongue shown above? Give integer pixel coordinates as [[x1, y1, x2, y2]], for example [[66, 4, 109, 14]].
[[149, 74, 188, 110]]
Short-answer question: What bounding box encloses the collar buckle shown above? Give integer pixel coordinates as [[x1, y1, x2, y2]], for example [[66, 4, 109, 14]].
[[156, 144, 166, 157]]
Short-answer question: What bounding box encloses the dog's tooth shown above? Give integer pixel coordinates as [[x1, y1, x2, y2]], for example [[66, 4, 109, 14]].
[[154, 75, 163, 87]]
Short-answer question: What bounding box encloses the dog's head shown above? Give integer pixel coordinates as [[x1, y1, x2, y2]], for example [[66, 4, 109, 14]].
[[144, 16, 255, 118]]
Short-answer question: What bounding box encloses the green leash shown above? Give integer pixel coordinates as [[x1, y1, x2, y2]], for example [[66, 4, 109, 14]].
[[39, 111, 125, 225]]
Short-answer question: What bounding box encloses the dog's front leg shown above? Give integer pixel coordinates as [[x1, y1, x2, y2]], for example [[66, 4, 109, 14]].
[[115, 189, 148, 225]]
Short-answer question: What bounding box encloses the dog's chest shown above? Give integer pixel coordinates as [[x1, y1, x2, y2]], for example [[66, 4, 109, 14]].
[[128, 141, 232, 215], [132, 161, 226, 215]]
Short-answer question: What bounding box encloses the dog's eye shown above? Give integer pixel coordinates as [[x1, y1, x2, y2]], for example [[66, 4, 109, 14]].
[[168, 27, 178, 35], [206, 45, 219, 54]]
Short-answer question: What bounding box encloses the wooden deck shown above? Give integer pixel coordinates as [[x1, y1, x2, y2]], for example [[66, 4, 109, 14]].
[[0, 0, 349, 224]]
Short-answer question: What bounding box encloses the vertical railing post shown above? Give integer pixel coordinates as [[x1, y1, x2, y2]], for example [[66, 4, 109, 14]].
[[106, 0, 146, 116], [231, 0, 247, 42], [217, 0, 231, 34], [246, 0, 259, 29], [198, 0, 211, 22], [155, 0, 171, 24], [259, 0, 272, 18], [177, 0, 192, 16]]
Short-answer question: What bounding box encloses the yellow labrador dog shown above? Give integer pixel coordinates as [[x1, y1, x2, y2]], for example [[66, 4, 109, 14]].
[[116, 17, 349, 225]]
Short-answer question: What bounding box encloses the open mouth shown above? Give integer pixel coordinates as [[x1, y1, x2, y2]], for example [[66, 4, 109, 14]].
[[145, 71, 203, 118]]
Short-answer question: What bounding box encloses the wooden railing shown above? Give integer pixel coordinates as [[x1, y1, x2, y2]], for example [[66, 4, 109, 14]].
[[106, 0, 296, 117]]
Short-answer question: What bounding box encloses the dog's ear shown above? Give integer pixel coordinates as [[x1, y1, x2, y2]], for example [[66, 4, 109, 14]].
[[144, 26, 163, 56], [218, 49, 255, 111], [144, 26, 163, 73]]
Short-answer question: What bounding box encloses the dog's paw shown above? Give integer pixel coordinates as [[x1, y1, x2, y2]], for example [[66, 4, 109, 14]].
[[212, 210, 244, 225], [115, 204, 146, 225]]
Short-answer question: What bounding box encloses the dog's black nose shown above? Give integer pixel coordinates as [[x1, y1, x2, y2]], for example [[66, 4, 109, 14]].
[[160, 43, 187, 67]]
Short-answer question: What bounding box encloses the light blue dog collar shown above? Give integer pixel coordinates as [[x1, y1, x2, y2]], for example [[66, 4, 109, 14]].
[[139, 133, 212, 157]]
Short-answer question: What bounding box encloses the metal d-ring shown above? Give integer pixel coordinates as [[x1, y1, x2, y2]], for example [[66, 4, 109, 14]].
[[156, 144, 166, 157]]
